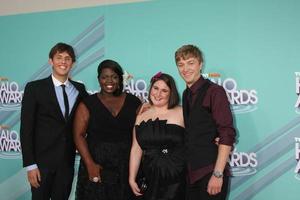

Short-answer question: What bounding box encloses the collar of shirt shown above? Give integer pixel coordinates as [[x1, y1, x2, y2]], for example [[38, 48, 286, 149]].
[[187, 76, 205, 95], [51, 74, 70, 87]]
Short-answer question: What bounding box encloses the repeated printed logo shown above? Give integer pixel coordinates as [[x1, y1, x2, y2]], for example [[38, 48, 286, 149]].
[[294, 72, 300, 114], [0, 125, 21, 159], [203, 73, 258, 114], [229, 148, 258, 176], [295, 137, 300, 180], [0, 77, 23, 111], [123, 71, 148, 102]]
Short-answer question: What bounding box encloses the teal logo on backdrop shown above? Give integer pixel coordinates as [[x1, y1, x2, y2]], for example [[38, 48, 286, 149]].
[[295, 137, 300, 180], [0, 125, 21, 159], [0, 77, 23, 111], [123, 71, 148, 102], [229, 148, 258, 176], [294, 72, 300, 113], [203, 73, 258, 114]]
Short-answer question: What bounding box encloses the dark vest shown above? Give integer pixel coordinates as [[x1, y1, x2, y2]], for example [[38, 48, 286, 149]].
[[183, 79, 218, 170]]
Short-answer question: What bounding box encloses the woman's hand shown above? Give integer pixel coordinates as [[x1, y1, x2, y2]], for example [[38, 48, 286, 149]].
[[129, 179, 143, 196], [87, 162, 103, 183], [138, 103, 151, 115], [215, 137, 220, 145]]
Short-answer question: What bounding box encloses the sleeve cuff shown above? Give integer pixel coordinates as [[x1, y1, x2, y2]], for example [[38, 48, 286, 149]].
[[26, 164, 38, 171]]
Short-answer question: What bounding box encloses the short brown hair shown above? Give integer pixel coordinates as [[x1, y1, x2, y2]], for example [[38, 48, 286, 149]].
[[49, 42, 76, 62], [148, 73, 179, 109], [175, 44, 203, 64]]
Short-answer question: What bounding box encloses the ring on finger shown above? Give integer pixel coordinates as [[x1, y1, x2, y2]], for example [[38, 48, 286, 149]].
[[92, 177, 99, 182]]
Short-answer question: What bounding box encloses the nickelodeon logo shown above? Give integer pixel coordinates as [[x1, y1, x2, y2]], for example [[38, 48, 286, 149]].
[[0, 77, 9, 81], [202, 73, 221, 78]]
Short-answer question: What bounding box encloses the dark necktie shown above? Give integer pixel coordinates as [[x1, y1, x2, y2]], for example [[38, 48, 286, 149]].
[[185, 88, 192, 116], [187, 88, 193, 106], [61, 84, 69, 120]]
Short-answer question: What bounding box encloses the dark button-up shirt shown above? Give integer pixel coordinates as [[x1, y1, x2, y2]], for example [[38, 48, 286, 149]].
[[186, 76, 236, 184]]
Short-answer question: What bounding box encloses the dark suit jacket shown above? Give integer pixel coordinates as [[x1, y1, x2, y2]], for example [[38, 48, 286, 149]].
[[20, 76, 89, 170]]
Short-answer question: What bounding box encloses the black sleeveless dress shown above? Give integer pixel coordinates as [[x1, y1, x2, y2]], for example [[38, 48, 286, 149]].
[[135, 118, 186, 200], [75, 93, 141, 200]]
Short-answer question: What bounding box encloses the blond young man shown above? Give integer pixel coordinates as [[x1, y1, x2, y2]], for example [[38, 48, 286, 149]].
[[175, 44, 236, 200]]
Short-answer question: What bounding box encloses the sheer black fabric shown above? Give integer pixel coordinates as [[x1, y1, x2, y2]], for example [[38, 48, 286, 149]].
[[135, 118, 186, 200], [75, 93, 141, 200]]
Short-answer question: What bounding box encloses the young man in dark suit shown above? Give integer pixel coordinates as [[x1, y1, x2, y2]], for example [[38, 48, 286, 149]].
[[175, 44, 236, 200], [20, 42, 89, 200]]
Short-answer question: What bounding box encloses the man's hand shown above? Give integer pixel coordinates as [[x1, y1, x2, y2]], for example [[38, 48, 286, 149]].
[[27, 168, 41, 188], [207, 175, 223, 195]]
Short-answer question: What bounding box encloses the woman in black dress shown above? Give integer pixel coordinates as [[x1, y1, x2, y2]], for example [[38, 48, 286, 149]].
[[129, 72, 186, 200], [73, 59, 141, 200]]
